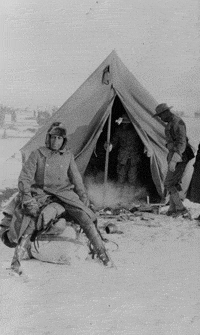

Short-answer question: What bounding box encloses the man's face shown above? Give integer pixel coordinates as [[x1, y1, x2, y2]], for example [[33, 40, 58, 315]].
[[158, 110, 171, 123], [50, 135, 64, 151]]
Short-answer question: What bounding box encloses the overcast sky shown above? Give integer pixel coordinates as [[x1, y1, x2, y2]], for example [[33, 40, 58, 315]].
[[0, 0, 200, 113]]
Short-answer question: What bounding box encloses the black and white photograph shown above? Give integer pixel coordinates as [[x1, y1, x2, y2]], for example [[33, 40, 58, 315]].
[[1, 1, 200, 334]]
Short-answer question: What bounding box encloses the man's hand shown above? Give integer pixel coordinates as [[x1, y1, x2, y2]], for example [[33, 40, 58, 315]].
[[80, 193, 90, 207], [104, 142, 113, 152], [168, 160, 176, 172], [23, 198, 40, 217], [168, 152, 182, 172]]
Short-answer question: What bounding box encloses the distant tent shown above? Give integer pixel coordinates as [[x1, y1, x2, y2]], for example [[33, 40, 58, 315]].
[[20, 50, 192, 200]]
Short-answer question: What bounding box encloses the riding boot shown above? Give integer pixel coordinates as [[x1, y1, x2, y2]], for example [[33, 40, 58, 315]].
[[64, 206, 112, 266], [170, 191, 185, 211], [166, 197, 176, 216], [11, 235, 31, 274], [81, 219, 111, 265]]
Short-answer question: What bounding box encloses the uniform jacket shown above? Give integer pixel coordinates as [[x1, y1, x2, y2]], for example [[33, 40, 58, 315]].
[[112, 127, 141, 165], [165, 115, 187, 162], [18, 147, 94, 216]]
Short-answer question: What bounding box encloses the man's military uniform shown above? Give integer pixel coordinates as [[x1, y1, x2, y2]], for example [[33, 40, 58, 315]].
[[164, 114, 190, 214], [111, 126, 141, 184]]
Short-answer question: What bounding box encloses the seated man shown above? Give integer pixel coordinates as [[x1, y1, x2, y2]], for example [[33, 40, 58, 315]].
[[0, 122, 112, 274]]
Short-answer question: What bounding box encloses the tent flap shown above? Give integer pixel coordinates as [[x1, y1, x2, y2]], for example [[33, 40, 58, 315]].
[[20, 50, 192, 197]]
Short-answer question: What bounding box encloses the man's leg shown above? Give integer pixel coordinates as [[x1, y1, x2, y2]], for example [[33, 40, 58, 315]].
[[10, 219, 35, 274], [165, 162, 188, 216], [117, 163, 128, 184], [169, 186, 186, 210], [166, 196, 177, 216], [64, 205, 111, 266], [11, 235, 31, 274], [128, 164, 138, 185]]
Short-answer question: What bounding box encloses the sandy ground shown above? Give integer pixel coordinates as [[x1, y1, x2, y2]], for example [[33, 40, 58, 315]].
[[1, 119, 200, 335]]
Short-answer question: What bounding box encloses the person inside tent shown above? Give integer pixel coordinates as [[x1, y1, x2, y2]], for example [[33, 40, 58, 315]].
[[0, 122, 112, 274], [153, 103, 194, 217], [105, 114, 142, 185]]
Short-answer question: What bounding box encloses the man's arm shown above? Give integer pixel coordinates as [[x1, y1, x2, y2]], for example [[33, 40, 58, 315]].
[[111, 128, 120, 149], [18, 150, 39, 216], [173, 119, 187, 156], [168, 119, 187, 172], [68, 153, 89, 206]]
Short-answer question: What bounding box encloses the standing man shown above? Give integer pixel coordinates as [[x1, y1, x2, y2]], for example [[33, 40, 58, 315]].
[[153, 103, 193, 217], [105, 114, 142, 185]]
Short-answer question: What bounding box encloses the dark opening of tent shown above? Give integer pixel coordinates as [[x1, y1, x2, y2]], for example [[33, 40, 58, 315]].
[[84, 96, 160, 206]]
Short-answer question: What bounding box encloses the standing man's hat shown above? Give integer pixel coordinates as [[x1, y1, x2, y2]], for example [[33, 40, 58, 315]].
[[153, 103, 173, 117]]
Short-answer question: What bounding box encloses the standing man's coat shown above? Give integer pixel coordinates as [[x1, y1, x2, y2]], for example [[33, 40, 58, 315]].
[[153, 103, 194, 217]]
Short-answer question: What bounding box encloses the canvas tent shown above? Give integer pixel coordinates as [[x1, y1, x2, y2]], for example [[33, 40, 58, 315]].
[[20, 50, 190, 200]]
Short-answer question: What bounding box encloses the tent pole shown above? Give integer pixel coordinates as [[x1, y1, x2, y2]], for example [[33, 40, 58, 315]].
[[103, 107, 112, 205]]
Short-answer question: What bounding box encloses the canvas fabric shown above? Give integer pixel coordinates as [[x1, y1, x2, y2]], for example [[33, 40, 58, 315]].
[[20, 51, 193, 197]]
